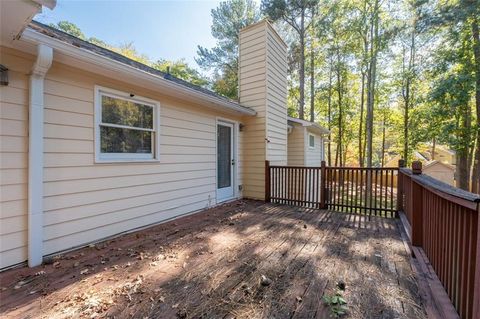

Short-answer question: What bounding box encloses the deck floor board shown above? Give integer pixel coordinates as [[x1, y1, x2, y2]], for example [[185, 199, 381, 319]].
[[0, 200, 426, 319]]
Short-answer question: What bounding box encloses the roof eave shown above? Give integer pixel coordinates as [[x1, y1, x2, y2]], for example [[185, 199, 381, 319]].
[[288, 117, 330, 135], [20, 28, 256, 117]]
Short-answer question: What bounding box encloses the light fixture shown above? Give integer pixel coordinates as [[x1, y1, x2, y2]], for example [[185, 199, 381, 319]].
[[0, 65, 8, 86]]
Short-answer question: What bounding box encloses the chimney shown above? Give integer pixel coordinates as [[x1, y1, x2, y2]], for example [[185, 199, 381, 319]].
[[239, 20, 288, 199]]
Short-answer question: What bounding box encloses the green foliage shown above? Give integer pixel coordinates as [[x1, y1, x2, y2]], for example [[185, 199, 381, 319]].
[[261, 0, 319, 24], [196, 0, 260, 99], [152, 59, 209, 87], [323, 291, 348, 318], [50, 21, 86, 39], [48, 21, 208, 89]]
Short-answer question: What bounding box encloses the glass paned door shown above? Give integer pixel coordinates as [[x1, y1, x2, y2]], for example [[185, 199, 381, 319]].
[[217, 122, 234, 201]]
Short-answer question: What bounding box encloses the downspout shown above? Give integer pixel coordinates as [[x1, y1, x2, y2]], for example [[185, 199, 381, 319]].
[[28, 44, 53, 267]]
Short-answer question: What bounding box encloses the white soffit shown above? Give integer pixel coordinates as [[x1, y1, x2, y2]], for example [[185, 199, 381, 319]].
[[0, 0, 55, 45]]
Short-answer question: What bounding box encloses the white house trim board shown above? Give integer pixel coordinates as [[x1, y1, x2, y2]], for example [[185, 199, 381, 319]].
[[20, 28, 256, 117], [28, 44, 53, 267], [215, 118, 239, 203]]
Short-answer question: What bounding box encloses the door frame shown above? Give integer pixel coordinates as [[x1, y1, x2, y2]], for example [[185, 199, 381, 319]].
[[215, 117, 239, 203]]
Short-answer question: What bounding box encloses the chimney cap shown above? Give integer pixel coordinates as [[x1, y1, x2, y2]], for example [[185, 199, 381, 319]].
[[239, 19, 287, 49]]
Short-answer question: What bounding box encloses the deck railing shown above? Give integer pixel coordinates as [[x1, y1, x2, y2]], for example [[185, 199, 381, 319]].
[[325, 166, 397, 217], [266, 159, 480, 318], [266, 160, 398, 217], [398, 163, 480, 319]]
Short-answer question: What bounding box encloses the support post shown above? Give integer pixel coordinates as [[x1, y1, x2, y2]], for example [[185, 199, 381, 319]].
[[265, 160, 271, 202], [320, 160, 327, 209], [397, 159, 405, 213], [410, 161, 423, 247]]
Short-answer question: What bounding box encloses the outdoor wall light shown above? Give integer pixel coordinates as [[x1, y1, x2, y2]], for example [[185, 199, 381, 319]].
[[239, 123, 245, 131], [0, 65, 8, 86]]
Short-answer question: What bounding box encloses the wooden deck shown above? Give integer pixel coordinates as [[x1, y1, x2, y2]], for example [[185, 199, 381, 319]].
[[0, 200, 426, 319]]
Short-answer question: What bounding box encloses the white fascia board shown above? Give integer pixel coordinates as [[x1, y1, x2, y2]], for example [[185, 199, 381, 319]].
[[21, 28, 256, 117], [32, 0, 57, 10]]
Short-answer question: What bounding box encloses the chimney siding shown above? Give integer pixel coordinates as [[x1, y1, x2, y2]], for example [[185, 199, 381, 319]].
[[239, 21, 288, 199]]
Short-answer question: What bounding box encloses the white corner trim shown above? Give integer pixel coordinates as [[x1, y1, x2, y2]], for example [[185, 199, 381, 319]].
[[28, 44, 53, 267]]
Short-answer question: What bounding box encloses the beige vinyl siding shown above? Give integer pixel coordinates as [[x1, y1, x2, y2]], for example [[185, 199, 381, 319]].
[[239, 21, 287, 199], [0, 45, 246, 267], [305, 132, 323, 167], [40, 62, 244, 256], [239, 23, 267, 199], [265, 27, 287, 166], [287, 125, 305, 166], [0, 47, 33, 268]]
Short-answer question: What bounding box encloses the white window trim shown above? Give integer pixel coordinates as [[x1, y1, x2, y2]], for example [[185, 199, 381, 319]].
[[308, 133, 315, 149], [94, 85, 160, 163]]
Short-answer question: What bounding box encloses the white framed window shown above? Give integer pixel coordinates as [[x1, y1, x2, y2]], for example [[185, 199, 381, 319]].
[[94, 86, 160, 162], [309, 134, 315, 149]]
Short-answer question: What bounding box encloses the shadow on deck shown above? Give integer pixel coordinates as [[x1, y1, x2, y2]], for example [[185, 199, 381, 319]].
[[0, 200, 426, 319]]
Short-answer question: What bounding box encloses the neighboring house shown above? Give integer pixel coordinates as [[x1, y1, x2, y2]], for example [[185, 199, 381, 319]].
[[423, 160, 455, 186], [287, 117, 328, 167], [0, 1, 291, 269], [384, 152, 428, 168], [429, 146, 456, 166]]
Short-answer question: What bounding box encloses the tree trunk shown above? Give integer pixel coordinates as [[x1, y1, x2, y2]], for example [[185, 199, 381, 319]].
[[298, 11, 305, 120], [457, 153, 470, 190], [403, 78, 410, 162], [336, 48, 343, 167], [432, 137, 436, 160], [471, 18, 480, 193], [310, 35, 315, 122], [381, 115, 386, 167], [359, 71, 366, 167], [457, 103, 472, 191], [327, 65, 333, 166], [365, 0, 379, 168], [360, 2, 368, 168]]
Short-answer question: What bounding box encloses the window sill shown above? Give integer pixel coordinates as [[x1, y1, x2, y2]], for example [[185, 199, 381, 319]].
[[95, 158, 160, 164]]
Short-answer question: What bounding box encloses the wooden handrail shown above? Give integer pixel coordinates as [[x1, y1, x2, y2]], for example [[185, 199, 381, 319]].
[[398, 161, 480, 319], [265, 159, 480, 318]]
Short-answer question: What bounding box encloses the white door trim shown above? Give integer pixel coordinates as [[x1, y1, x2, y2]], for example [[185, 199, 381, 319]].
[[216, 118, 238, 203]]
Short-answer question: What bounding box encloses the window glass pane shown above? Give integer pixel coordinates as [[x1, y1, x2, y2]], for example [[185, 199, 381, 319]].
[[217, 125, 231, 188], [309, 135, 315, 147], [101, 126, 152, 154], [102, 95, 153, 129]]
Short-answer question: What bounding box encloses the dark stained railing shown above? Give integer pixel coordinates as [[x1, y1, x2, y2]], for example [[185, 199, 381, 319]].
[[266, 160, 397, 217], [398, 164, 480, 319], [266, 159, 480, 319], [267, 164, 323, 208], [325, 166, 397, 217]]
